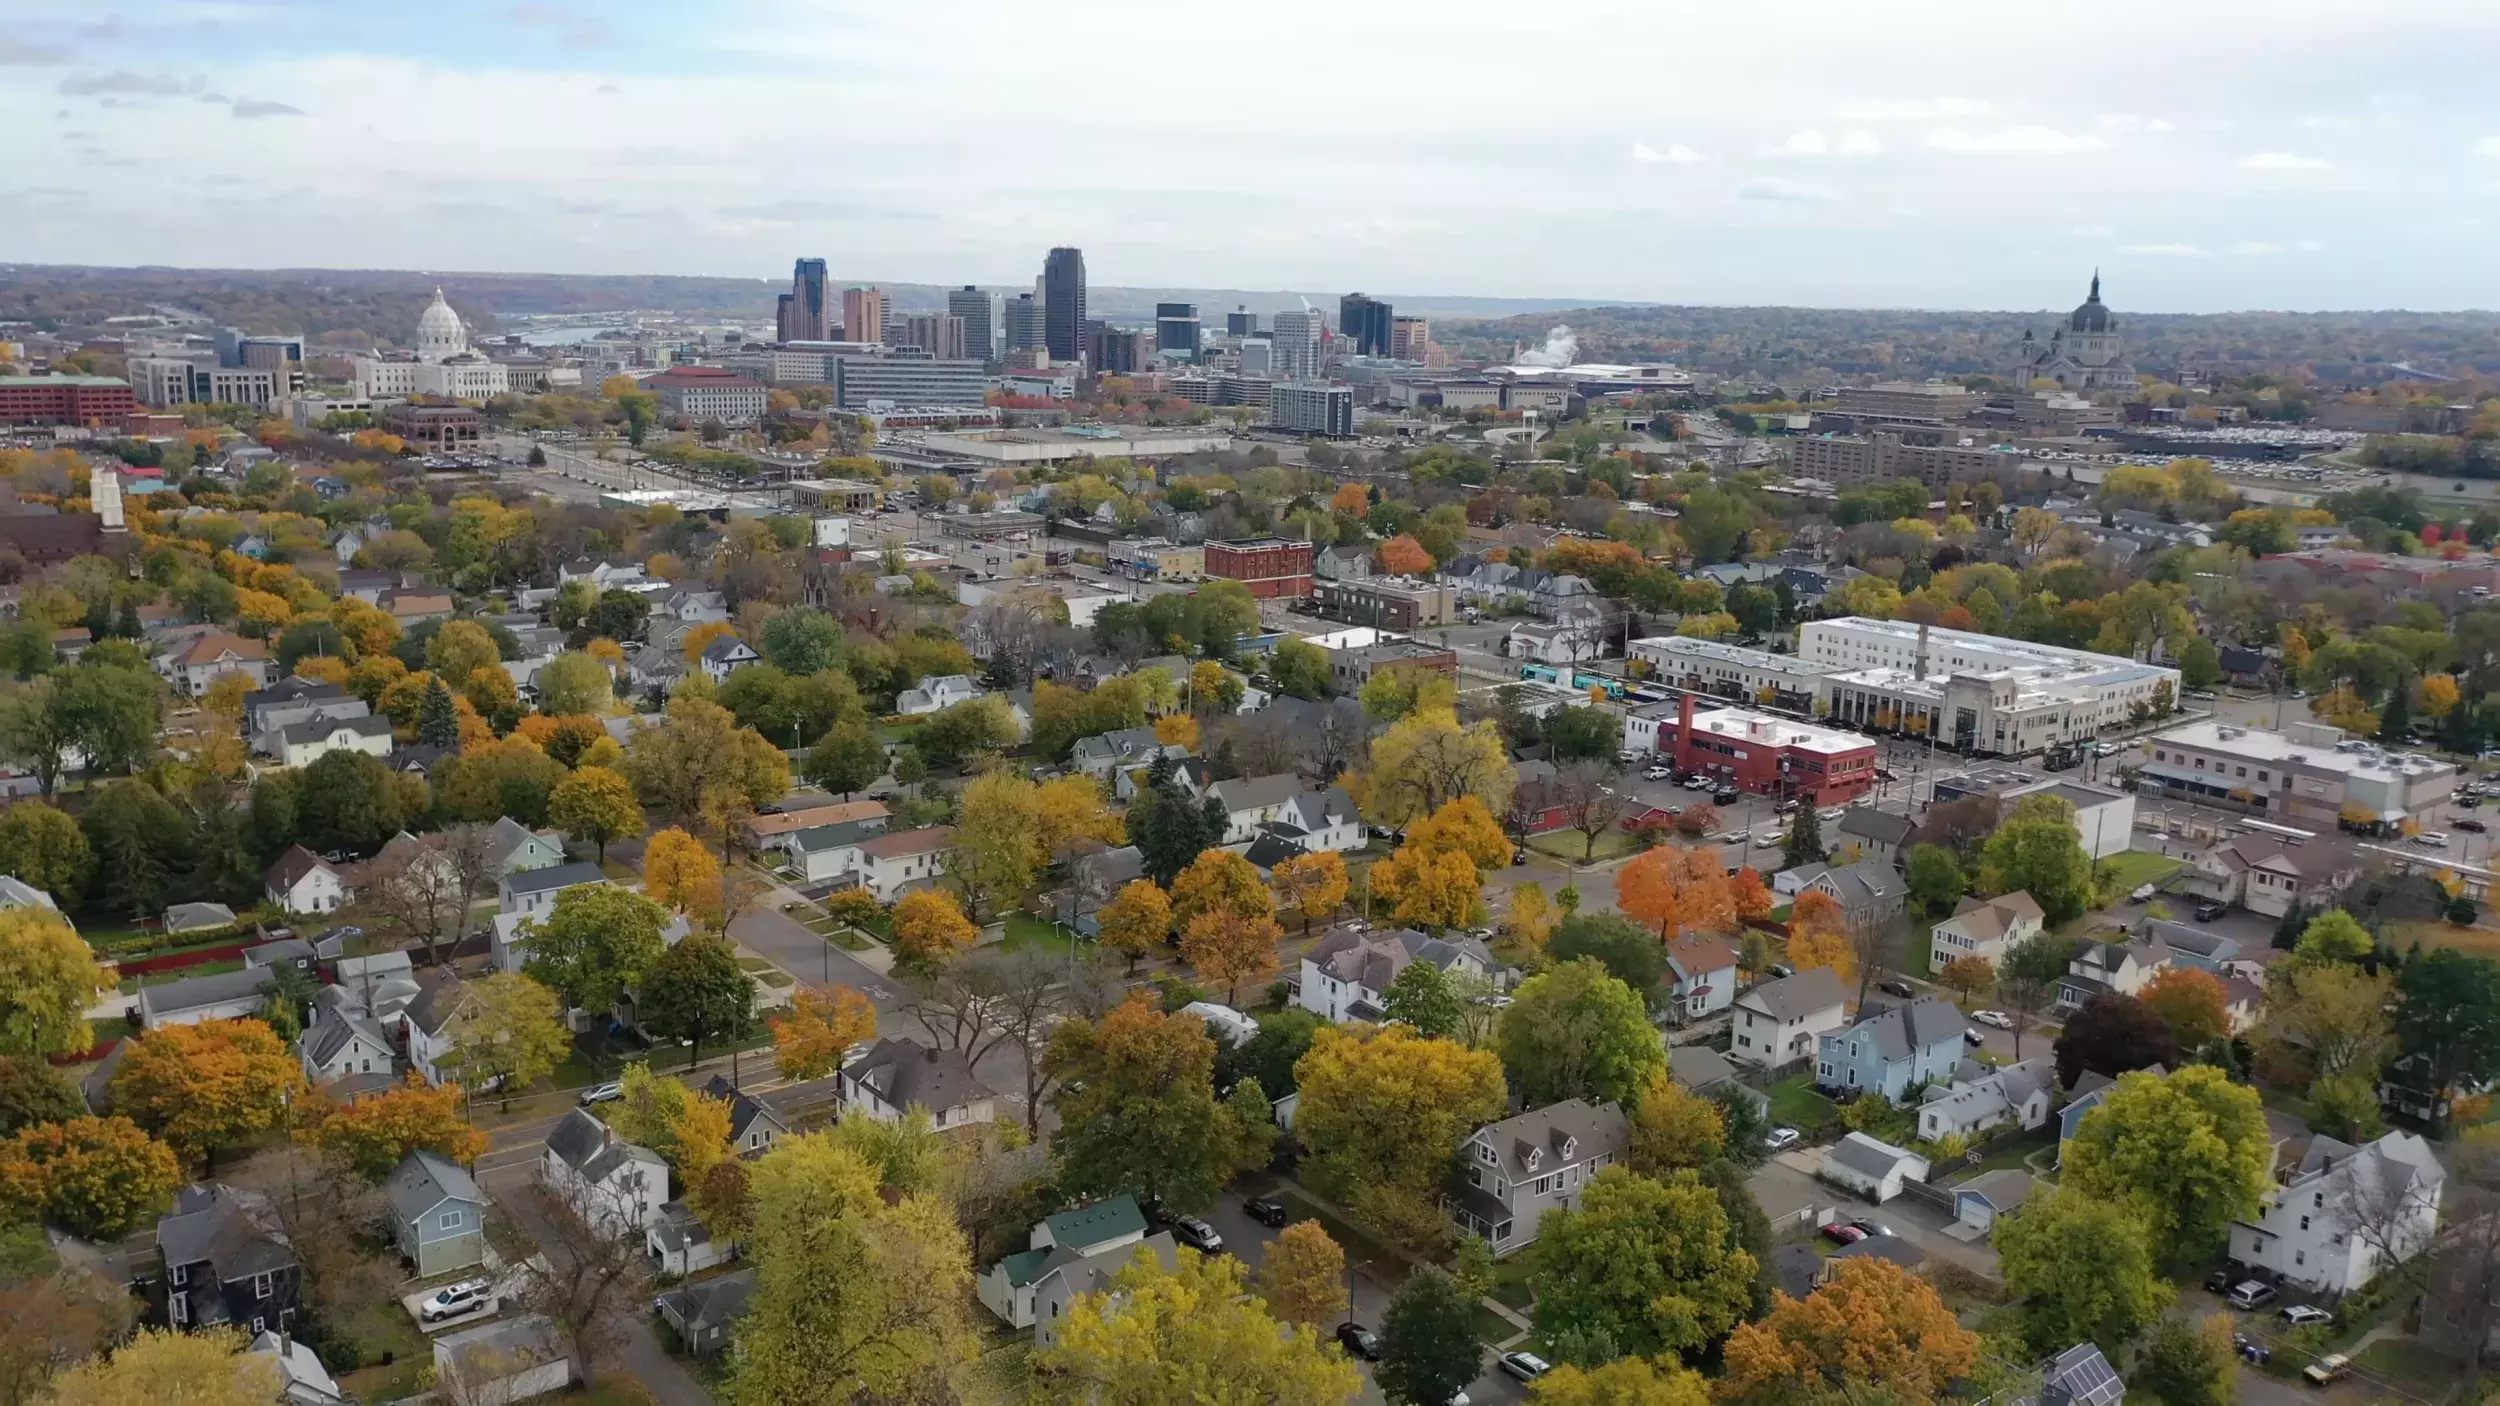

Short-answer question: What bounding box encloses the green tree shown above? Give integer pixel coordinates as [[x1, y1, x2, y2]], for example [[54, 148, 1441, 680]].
[[1903, 843, 1966, 917], [2293, 908, 2375, 966], [2064, 1065, 2272, 1267], [0, 1053, 85, 1134], [1548, 912, 1666, 994], [1529, 1167, 1756, 1358], [1781, 801, 1825, 870], [1377, 1266, 1479, 1406], [522, 885, 670, 1017], [2379, 670, 2413, 742], [295, 749, 405, 856], [0, 800, 91, 904], [914, 695, 1019, 768], [1541, 706, 1622, 763], [2053, 992, 2180, 1089], [0, 907, 101, 1062], [1293, 1023, 1506, 1249], [802, 719, 887, 798], [1127, 765, 1231, 887], [637, 934, 755, 1070], [2393, 948, 2500, 1133], [1045, 996, 1269, 1213], [1270, 638, 1331, 699], [1978, 793, 2093, 923], [2129, 1314, 2239, 1406], [78, 779, 188, 920], [1996, 1187, 2173, 1355], [2178, 638, 2224, 690], [1381, 960, 1466, 1040], [53, 662, 165, 779], [0, 678, 76, 796], [1497, 959, 1665, 1108], [759, 608, 844, 675], [545, 764, 643, 862], [532, 651, 615, 717], [416, 675, 460, 748], [444, 974, 572, 1106]]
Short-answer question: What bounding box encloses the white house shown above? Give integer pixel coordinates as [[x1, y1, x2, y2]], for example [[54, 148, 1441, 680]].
[[977, 1196, 1165, 1341], [896, 674, 981, 715], [1664, 934, 1740, 1019], [2231, 1130, 2445, 1297], [498, 860, 608, 919], [646, 1202, 731, 1279], [2056, 935, 2174, 1013], [169, 633, 275, 697], [843, 826, 954, 901], [402, 971, 476, 1086], [770, 819, 890, 887], [698, 635, 760, 683], [1825, 1132, 1930, 1204], [1728, 966, 1848, 1069], [433, 1316, 571, 1406], [266, 715, 395, 768], [1208, 774, 1306, 844], [541, 1108, 668, 1233], [838, 1037, 998, 1130], [1297, 927, 1495, 1024], [1928, 892, 2045, 974], [299, 1009, 396, 1090], [1916, 1058, 2055, 1143], [264, 845, 347, 916], [136, 967, 277, 1028], [1269, 787, 1363, 853]]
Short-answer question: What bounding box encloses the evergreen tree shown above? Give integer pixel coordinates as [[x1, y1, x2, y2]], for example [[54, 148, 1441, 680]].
[[1376, 1267, 1478, 1406], [1782, 799, 1825, 871], [417, 676, 461, 748], [2378, 673, 2412, 743]]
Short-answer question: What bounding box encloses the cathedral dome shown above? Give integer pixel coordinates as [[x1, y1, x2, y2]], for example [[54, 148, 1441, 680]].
[[415, 288, 468, 362], [2068, 273, 2113, 334]]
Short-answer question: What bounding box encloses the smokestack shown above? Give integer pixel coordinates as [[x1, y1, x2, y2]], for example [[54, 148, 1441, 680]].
[[1915, 622, 1930, 682], [1678, 693, 1695, 759]]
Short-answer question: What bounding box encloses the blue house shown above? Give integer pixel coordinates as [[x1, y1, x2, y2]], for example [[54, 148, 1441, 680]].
[[1816, 996, 1965, 1101]]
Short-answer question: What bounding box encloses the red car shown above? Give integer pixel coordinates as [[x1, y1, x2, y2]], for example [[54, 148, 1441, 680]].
[[1821, 1223, 1867, 1246]]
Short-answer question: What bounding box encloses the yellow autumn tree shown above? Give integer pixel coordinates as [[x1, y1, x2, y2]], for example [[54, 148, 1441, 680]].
[[2420, 672, 2462, 719], [1272, 851, 1349, 932], [892, 888, 979, 967], [770, 985, 878, 1081], [641, 826, 723, 923], [1785, 889, 1857, 989]]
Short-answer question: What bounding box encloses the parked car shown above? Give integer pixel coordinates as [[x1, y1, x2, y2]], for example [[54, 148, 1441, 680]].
[[1244, 1197, 1288, 1228], [1644, 765, 1673, 781], [1965, 1028, 1986, 1047], [1498, 1350, 1553, 1382], [1774, 798, 1802, 814], [2459, 818, 2490, 833], [2414, 832, 2453, 848], [2130, 883, 2158, 902], [2205, 1268, 2237, 1294], [2279, 1304, 2331, 1327], [1713, 787, 1741, 806], [1850, 1219, 1898, 1238], [420, 1279, 493, 1322], [579, 1082, 625, 1107], [1172, 1216, 1224, 1253], [2303, 1353, 2351, 1385], [2227, 1281, 2279, 1310], [1765, 1126, 1801, 1151], [1971, 1010, 2014, 1030], [1878, 979, 1917, 999], [2194, 900, 2228, 922], [1336, 1323, 1383, 1361], [1821, 1223, 1867, 1246]]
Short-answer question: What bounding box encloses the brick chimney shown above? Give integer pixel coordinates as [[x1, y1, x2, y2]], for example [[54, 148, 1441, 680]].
[[1677, 692, 1695, 761]]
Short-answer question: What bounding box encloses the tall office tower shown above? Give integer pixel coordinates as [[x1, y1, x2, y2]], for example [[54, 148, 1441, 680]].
[[1004, 293, 1044, 352], [1238, 337, 1275, 376], [791, 258, 832, 340], [1339, 293, 1393, 358], [774, 294, 798, 343], [1271, 308, 1323, 379], [883, 303, 906, 346], [1088, 323, 1147, 375], [1042, 246, 1087, 364], [840, 287, 885, 347], [903, 312, 969, 361], [1390, 315, 1430, 361], [948, 285, 995, 362], [1154, 303, 1201, 362], [1226, 306, 1259, 338]]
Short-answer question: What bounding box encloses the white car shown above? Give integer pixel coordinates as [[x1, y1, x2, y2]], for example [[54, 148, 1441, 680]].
[[420, 1279, 493, 1322], [1971, 1010, 2015, 1030], [1765, 1127, 1801, 1151], [2279, 1304, 2332, 1327], [1644, 766, 1673, 781]]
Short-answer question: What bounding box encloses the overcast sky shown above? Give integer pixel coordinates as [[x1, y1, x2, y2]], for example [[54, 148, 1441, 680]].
[[9, 0, 2500, 313]]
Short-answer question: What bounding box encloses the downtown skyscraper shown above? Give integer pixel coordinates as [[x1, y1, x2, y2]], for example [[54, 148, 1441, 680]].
[[1043, 247, 1086, 365], [777, 257, 831, 342]]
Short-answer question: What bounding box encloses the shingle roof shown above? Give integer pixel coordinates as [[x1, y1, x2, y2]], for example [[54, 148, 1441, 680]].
[[158, 1184, 295, 1285], [1836, 806, 1917, 846], [655, 1269, 755, 1334], [1830, 1131, 1922, 1178], [544, 1108, 610, 1171], [265, 844, 336, 894], [1841, 995, 1965, 1064], [302, 1009, 391, 1069], [505, 860, 607, 895], [700, 1075, 787, 1144], [1211, 773, 1302, 814], [139, 966, 276, 1023], [385, 1149, 481, 1223], [272, 714, 393, 746], [1799, 857, 1907, 907], [1738, 966, 1846, 1023], [1042, 1194, 1146, 1253], [844, 1038, 993, 1117], [857, 826, 954, 860], [1668, 1045, 1740, 1091]]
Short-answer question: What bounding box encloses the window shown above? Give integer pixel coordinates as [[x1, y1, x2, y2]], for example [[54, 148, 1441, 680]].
[[2300, 1216, 2310, 1232], [1533, 1174, 1552, 1196], [439, 1209, 463, 1231], [254, 1272, 273, 1299], [171, 1264, 187, 1286], [170, 1292, 188, 1325], [251, 1316, 265, 1334]]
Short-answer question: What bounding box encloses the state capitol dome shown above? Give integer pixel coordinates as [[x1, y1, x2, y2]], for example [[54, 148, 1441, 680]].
[[415, 288, 469, 363]]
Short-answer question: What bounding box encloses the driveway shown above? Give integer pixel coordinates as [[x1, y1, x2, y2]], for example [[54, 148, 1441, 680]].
[[1747, 1156, 2002, 1279]]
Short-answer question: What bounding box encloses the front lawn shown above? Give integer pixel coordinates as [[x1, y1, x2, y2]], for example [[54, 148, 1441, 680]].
[[1527, 829, 1636, 863], [1470, 1304, 1521, 1347], [1490, 1253, 1537, 1311], [1000, 913, 1087, 959], [2095, 850, 2183, 898], [1764, 1074, 1836, 1133]]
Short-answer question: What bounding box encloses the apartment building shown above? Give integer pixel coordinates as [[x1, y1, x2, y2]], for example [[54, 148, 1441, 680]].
[[1790, 431, 2024, 488], [1204, 537, 1315, 599]]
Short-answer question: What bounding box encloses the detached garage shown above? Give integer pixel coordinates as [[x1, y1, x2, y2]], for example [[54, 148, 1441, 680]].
[[1825, 1132, 1930, 1204], [433, 1316, 571, 1405], [1952, 1169, 2034, 1235]]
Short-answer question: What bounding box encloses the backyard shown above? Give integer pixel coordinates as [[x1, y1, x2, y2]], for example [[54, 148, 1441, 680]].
[[1763, 1073, 1836, 1132]]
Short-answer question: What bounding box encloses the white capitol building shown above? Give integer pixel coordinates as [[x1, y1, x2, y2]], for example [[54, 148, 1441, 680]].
[[352, 289, 511, 401]]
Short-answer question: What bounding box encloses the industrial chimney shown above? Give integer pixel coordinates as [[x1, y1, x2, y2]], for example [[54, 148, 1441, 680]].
[[1914, 622, 1930, 682]]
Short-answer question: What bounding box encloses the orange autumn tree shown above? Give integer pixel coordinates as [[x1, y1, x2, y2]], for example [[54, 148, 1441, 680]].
[[1377, 534, 1435, 576], [1403, 796, 1512, 871], [2139, 964, 2230, 1050], [1272, 851, 1350, 933], [1785, 889, 1857, 989], [1616, 845, 1736, 942], [769, 984, 878, 1081], [1368, 845, 1479, 930], [1731, 867, 1775, 923], [1094, 879, 1173, 973], [1330, 483, 1371, 518], [300, 1074, 488, 1183], [1719, 1256, 1980, 1406], [892, 888, 979, 968]]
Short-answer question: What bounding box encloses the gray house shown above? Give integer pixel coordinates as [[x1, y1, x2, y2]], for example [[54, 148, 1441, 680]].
[[385, 1149, 488, 1277], [1834, 807, 1918, 871], [1791, 858, 1909, 928], [1816, 996, 1966, 1101], [138, 966, 277, 1029], [1449, 1098, 1629, 1257], [655, 1268, 755, 1354]]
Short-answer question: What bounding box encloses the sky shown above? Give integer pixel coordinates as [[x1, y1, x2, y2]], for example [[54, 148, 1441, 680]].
[[8, 0, 2500, 313]]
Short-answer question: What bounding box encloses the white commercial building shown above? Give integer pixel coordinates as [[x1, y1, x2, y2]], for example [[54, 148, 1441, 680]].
[[2141, 720, 2458, 828]]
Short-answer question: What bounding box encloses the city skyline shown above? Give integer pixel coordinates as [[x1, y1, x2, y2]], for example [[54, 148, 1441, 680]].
[[6, 0, 2500, 312]]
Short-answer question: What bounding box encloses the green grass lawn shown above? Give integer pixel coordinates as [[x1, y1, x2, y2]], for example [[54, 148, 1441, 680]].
[[1764, 1073, 1835, 1132], [1490, 1254, 1537, 1311], [2097, 850, 2183, 896], [1000, 913, 1087, 958], [1470, 1304, 1521, 1347], [2351, 1337, 2464, 1394], [1527, 828, 1635, 862]]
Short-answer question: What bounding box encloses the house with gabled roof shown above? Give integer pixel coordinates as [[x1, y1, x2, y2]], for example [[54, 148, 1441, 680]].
[[845, 826, 954, 901], [1818, 995, 1966, 1100], [264, 845, 347, 916], [476, 816, 566, 876], [158, 1183, 299, 1334], [1664, 934, 1739, 1018], [1449, 1098, 1628, 1256], [402, 970, 477, 1086], [838, 1037, 998, 1131], [1297, 926, 1496, 1023], [499, 859, 608, 919], [1917, 1056, 2055, 1142], [169, 633, 275, 697], [1208, 773, 1306, 843], [973, 1193, 1179, 1348], [2233, 1129, 2445, 1296], [1267, 786, 1362, 853], [698, 634, 760, 683], [299, 1009, 397, 1094], [386, 1150, 487, 1277], [2181, 832, 2350, 918], [265, 714, 395, 769], [1929, 891, 2044, 973], [700, 1074, 789, 1156], [896, 674, 981, 716], [244, 678, 366, 741], [1070, 726, 1185, 782], [1835, 806, 1918, 870], [2056, 934, 2174, 1013], [1730, 966, 1848, 1068], [1785, 857, 1909, 927], [541, 1108, 667, 1233], [654, 1268, 754, 1353], [1826, 1131, 1930, 1203], [139, 966, 278, 1029]]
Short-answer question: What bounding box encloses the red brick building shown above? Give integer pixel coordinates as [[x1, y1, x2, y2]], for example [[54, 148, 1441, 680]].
[[1633, 695, 1878, 806], [0, 374, 137, 428], [1204, 537, 1315, 598]]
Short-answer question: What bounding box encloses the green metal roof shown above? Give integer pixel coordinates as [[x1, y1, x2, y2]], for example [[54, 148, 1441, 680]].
[[1043, 1195, 1144, 1252], [993, 1247, 1050, 1287], [0, 375, 131, 388]]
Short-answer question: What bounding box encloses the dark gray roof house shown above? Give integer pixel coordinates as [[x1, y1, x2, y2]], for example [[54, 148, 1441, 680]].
[[839, 1038, 997, 1129], [138, 966, 278, 1028], [1835, 806, 1918, 865], [504, 860, 606, 898], [2034, 1342, 2125, 1406], [701, 1075, 791, 1154], [157, 1183, 300, 1332], [656, 1268, 756, 1354], [1793, 857, 1909, 918]]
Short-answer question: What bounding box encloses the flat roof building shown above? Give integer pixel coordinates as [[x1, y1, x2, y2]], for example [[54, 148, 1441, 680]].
[[1205, 537, 1315, 600], [0, 374, 137, 427], [911, 427, 1232, 465], [1625, 696, 1879, 806], [1791, 431, 2027, 488], [2142, 720, 2457, 828]]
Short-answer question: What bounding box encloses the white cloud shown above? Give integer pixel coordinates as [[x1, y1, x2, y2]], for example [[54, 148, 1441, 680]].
[[1739, 176, 1840, 202], [1766, 128, 1880, 157], [2228, 241, 2281, 255], [2238, 151, 2330, 169], [2121, 243, 2210, 256], [2093, 113, 2172, 133], [2475, 136, 2500, 157], [1834, 97, 1993, 121], [1631, 141, 1706, 165], [2293, 239, 2326, 252], [1926, 125, 2107, 154], [2072, 224, 2115, 239]]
